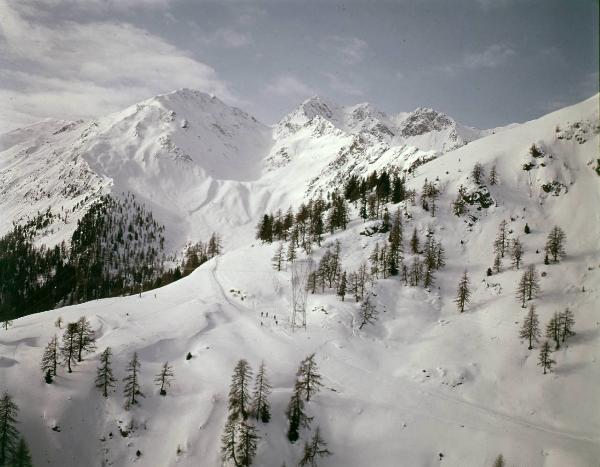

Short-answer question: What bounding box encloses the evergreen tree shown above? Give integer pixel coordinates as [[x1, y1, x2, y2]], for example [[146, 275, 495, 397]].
[[388, 210, 403, 255], [525, 264, 540, 300], [452, 186, 467, 216], [154, 361, 175, 396], [229, 360, 253, 420], [41, 335, 59, 382], [0, 392, 19, 466], [359, 193, 368, 221], [489, 166, 498, 185], [423, 266, 435, 289], [221, 416, 239, 466], [455, 270, 471, 313], [492, 454, 505, 467], [511, 238, 524, 269], [236, 420, 259, 467], [546, 312, 562, 350], [286, 381, 312, 443], [95, 347, 116, 398], [493, 253, 502, 274], [348, 272, 360, 302], [251, 362, 272, 423], [336, 271, 347, 302], [494, 220, 509, 258], [435, 241, 446, 270], [559, 307, 575, 343], [286, 237, 297, 263], [359, 295, 378, 329], [75, 316, 96, 362], [410, 228, 420, 254], [60, 322, 79, 373], [545, 226, 566, 262], [519, 304, 541, 350], [524, 223, 530, 234], [207, 232, 222, 258], [471, 162, 485, 184], [537, 341, 555, 374], [256, 214, 273, 243], [298, 427, 332, 467], [272, 243, 285, 272], [54, 317, 63, 329], [409, 257, 422, 286], [11, 436, 33, 467], [517, 265, 540, 306], [123, 352, 144, 409], [296, 354, 323, 402]]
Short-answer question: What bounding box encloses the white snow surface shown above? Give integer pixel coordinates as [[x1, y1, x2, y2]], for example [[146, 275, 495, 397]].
[[0, 92, 600, 466]]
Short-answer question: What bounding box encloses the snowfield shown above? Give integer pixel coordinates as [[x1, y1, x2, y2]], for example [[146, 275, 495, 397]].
[[0, 92, 599, 466]]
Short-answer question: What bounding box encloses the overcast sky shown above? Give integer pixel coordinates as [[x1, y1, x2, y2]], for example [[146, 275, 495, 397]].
[[0, 0, 597, 133]]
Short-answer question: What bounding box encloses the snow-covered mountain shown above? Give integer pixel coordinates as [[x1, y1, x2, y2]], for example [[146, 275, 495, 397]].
[[1, 92, 599, 467], [0, 91, 489, 252]]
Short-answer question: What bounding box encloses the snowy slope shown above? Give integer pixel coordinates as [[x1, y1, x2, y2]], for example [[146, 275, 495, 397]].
[[0, 89, 272, 250], [1, 95, 599, 466]]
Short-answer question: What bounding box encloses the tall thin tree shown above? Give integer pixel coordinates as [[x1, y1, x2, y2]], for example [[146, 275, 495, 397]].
[[41, 335, 59, 383], [538, 341, 555, 374], [519, 304, 541, 350], [95, 347, 116, 398], [455, 270, 471, 313], [0, 392, 19, 466], [123, 352, 144, 409], [296, 354, 323, 402], [60, 322, 79, 373], [251, 362, 272, 423], [299, 426, 332, 467], [154, 361, 175, 396], [75, 316, 96, 362]]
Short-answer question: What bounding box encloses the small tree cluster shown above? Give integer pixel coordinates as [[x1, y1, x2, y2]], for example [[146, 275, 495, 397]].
[[59, 317, 96, 374], [516, 264, 540, 308], [545, 226, 566, 263], [182, 233, 223, 275], [222, 360, 271, 466], [421, 179, 441, 217], [287, 354, 323, 443], [546, 308, 575, 350]]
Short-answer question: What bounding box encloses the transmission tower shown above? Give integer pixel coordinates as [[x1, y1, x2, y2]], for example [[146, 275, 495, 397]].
[[291, 258, 314, 331]]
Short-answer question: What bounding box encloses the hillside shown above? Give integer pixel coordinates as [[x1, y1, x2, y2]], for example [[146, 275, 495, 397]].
[[0, 93, 598, 466]]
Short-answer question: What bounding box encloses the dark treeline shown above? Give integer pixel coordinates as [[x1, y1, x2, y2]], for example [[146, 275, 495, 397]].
[[256, 169, 411, 246], [0, 194, 219, 321]]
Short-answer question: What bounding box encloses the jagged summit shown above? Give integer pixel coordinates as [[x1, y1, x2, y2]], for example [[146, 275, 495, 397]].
[[396, 107, 454, 136]]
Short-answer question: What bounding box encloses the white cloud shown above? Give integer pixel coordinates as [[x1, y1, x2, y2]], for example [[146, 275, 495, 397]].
[[204, 28, 252, 48], [440, 44, 516, 75], [323, 72, 363, 97], [463, 44, 516, 69], [264, 75, 315, 98], [321, 36, 368, 65], [0, 0, 235, 132]]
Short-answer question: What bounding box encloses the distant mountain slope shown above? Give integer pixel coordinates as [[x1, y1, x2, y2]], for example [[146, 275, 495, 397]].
[[0, 90, 595, 255]]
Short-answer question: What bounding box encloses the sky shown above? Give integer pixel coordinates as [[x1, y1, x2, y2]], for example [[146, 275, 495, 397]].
[[0, 0, 598, 133]]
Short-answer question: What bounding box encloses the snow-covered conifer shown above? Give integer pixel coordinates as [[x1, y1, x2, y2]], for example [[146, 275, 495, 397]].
[[155, 361, 175, 396], [455, 270, 471, 313]]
